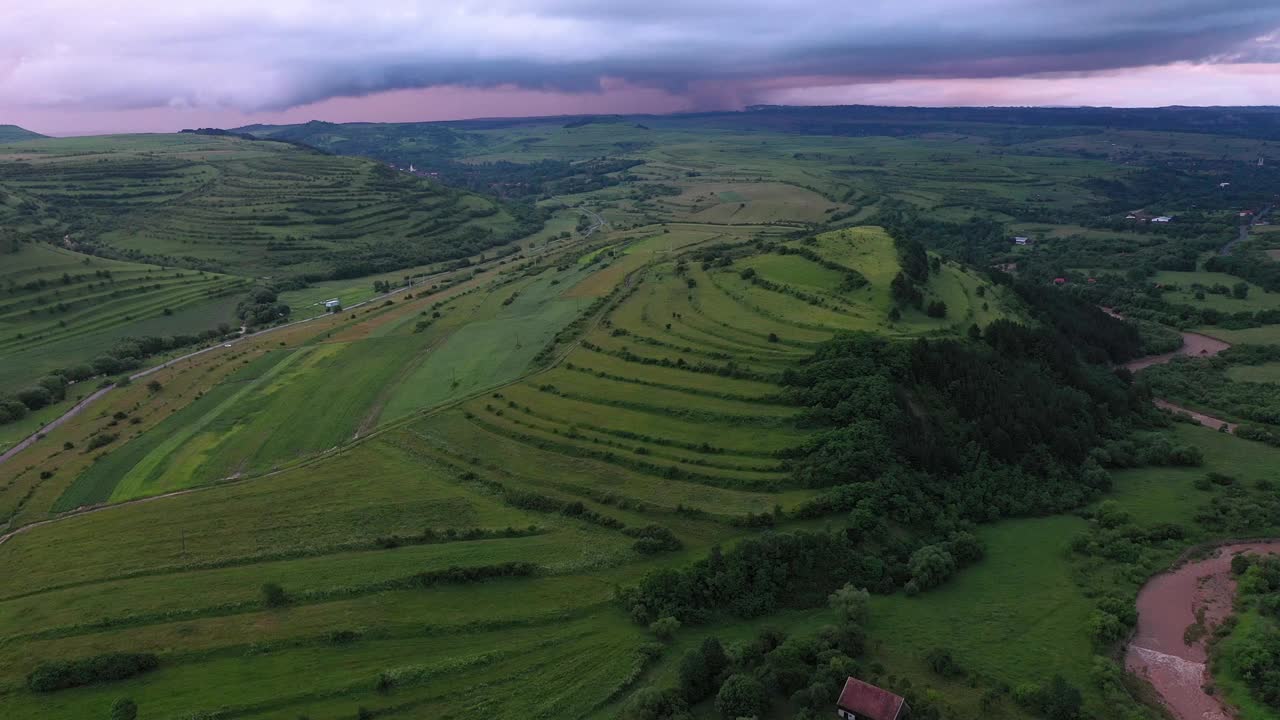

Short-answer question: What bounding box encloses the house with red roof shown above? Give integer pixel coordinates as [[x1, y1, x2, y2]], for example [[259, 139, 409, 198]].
[[836, 677, 910, 720]]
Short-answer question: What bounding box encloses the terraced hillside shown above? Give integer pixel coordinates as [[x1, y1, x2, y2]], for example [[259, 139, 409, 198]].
[[0, 223, 1029, 719], [0, 134, 532, 278], [0, 243, 246, 392]]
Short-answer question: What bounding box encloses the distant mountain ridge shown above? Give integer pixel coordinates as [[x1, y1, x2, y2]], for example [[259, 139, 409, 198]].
[[236, 104, 1280, 141], [0, 125, 46, 142]]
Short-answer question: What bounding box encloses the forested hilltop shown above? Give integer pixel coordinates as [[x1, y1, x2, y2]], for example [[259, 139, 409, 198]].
[[2, 106, 1280, 720]]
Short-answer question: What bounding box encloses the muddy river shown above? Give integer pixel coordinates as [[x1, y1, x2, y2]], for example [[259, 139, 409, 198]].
[[1127, 542, 1280, 720], [1124, 332, 1232, 373]]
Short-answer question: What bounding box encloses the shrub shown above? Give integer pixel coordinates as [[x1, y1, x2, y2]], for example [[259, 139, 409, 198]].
[[110, 698, 138, 720], [624, 687, 688, 720], [926, 647, 964, 678], [86, 433, 118, 451], [649, 616, 681, 641], [261, 582, 288, 608]]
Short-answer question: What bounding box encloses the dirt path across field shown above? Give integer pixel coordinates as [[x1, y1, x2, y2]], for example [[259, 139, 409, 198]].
[[1127, 542, 1280, 720]]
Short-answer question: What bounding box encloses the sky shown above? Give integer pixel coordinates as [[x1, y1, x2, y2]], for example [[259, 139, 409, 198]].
[[3, 1, 1280, 135]]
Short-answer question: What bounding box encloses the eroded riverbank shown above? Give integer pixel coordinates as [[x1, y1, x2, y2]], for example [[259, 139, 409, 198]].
[[1127, 542, 1280, 720], [1124, 332, 1232, 373]]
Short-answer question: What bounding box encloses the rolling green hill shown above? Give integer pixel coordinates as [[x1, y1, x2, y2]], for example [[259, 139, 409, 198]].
[[0, 125, 44, 143]]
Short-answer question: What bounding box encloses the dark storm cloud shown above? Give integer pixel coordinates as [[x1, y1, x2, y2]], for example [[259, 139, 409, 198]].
[[3, 0, 1279, 112]]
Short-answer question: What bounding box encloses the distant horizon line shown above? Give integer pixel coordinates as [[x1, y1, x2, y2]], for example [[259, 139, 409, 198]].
[[13, 101, 1280, 138]]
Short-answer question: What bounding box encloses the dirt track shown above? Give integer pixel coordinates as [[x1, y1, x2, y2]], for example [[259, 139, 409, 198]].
[[1127, 542, 1280, 720]]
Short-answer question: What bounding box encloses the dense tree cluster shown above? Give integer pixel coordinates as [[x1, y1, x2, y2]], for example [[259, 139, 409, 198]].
[[622, 532, 905, 625], [236, 286, 291, 327], [781, 322, 1143, 524]]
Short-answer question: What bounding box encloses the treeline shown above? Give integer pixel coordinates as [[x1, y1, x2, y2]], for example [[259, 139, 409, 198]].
[[27, 652, 159, 693], [178, 127, 325, 154], [623, 527, 984, 627]]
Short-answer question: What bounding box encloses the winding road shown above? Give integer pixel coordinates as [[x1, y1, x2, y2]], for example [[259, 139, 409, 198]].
[[1219, 203, 1272, 257]]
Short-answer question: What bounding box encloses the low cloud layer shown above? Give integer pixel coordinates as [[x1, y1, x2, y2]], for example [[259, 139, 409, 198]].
[[3, 1, 1280, 126]]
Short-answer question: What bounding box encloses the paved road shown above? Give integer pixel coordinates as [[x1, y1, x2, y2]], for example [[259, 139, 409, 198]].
[[1220, 203, 1272, 256]]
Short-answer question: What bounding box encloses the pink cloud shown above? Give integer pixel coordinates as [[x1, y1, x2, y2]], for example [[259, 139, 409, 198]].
[[756, 63, 1280, 108]]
